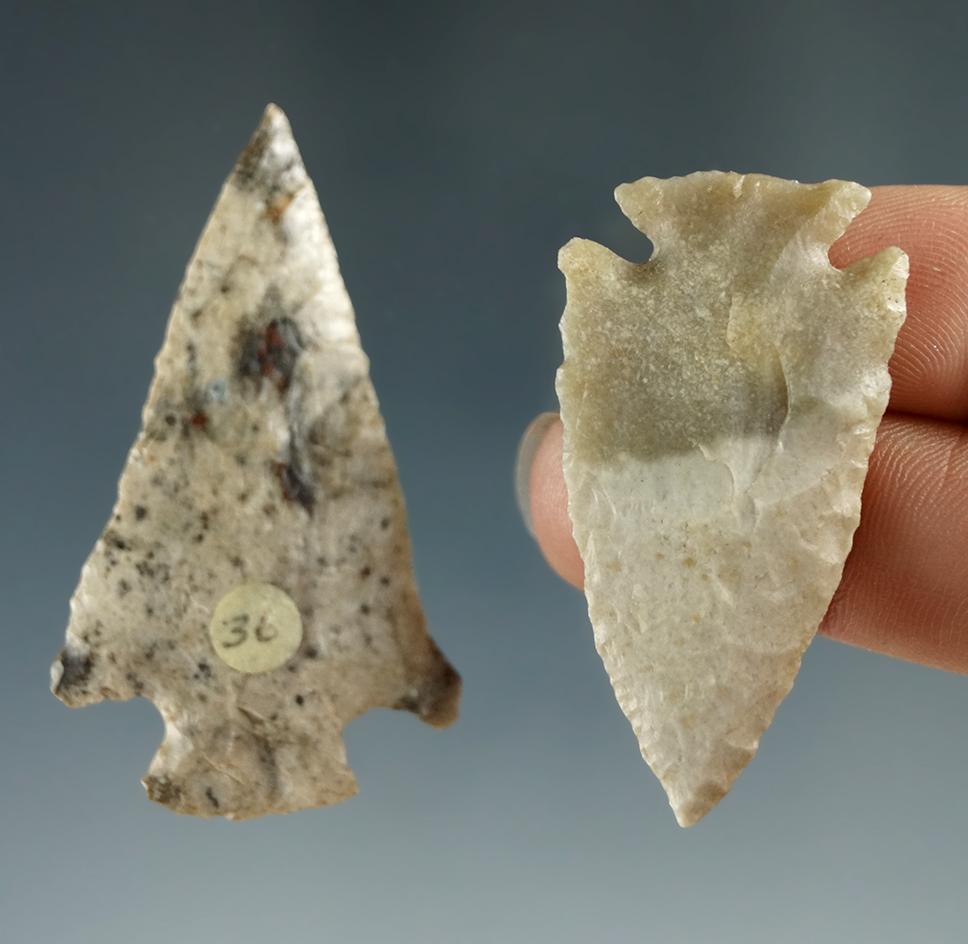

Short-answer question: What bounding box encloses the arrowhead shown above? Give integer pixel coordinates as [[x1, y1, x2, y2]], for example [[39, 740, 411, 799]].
[[52, 105, 460, 818], [557, 171, 907, 826]]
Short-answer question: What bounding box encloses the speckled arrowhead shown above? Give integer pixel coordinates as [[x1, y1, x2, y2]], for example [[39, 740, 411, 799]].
[[51, 104, 461, 819], [556, 172, 907, 826]]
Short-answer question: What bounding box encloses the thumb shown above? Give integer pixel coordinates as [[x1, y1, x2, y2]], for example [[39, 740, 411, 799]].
[[515, 413, 583, 588]]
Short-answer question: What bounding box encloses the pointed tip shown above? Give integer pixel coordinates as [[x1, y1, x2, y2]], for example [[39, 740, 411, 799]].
[[672, 803, 708, 828], [414, 659, 462, 729], [49, 652, 65, 696], [613, 175, 665, 208], [557, 236, 585, 272], [259, 102, 291, 134], [613, 179, 633, 204], [842, 242, 909, 282], [49, 643, 96, 706], [802, 178, 871, 247], [656, 740, 752, 827], [613, 175, 658, 212], [670, 784, 728, 828], [558, 237, 626, 277], [613, 175, 671, 242], [232, 102, 304, 192]]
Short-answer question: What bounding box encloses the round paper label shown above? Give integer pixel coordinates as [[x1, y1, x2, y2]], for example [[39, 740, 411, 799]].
[[209, 582, 303, 673]]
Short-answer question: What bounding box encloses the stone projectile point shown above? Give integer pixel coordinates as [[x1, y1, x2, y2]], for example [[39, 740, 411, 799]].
[[557, 172, 907, 826], [51, 104, 460, 819]]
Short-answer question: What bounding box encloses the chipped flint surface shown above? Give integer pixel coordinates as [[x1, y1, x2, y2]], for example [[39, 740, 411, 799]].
[[556, 171, 907, 826], [51, 104, 460, 819]]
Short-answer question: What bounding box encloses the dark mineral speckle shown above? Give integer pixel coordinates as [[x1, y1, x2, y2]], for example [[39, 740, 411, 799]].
[[253, 735, 279, 793], [104, 530, 128, 551], [273, 457, 315, 512], [56, 648, 94, 691], [394, 692, 420, 713], [144, 776, 183, 807], [237, 294, 303, 394], [265, 191, 296, 224], [233, 121, 271, 189]]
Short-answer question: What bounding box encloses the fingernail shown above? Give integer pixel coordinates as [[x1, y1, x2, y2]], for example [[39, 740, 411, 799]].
[[515, 412, 559, 538]]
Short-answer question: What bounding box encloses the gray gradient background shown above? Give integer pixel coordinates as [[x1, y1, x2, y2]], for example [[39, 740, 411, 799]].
[[2, 2, 967, 941]]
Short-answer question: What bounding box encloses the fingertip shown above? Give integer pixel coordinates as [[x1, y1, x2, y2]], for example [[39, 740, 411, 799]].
[[520, 414, 584, 589], [514, 412, 558, 538], [829, 185, 968, 421], [820, 414, 968, 672]]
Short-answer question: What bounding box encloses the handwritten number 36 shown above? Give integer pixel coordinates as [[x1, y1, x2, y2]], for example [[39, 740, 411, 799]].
[[220, 612, 278, 648]]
